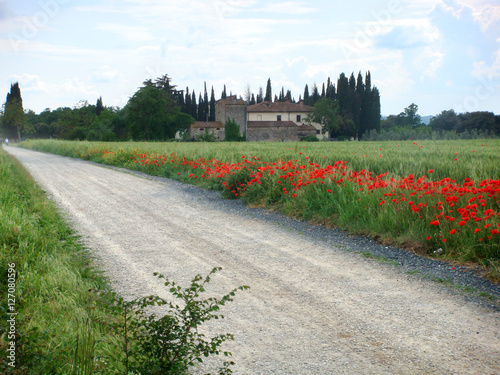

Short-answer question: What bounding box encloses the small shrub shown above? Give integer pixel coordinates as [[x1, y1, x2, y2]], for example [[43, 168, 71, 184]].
[[300, 135, 319, 142], [114, 267, 248, 375]]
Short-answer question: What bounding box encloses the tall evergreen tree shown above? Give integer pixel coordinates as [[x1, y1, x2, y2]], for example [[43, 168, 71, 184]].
[[356, 72, 364, 94], [321, 83, 326, 98], [352, 72, 364, 135], [190, 91, 197, 119], [2, 82, 25, 141], [264, 78, 272, 102], [348, 73, 356, 94], [303, 84, 310, 105], [336, 73, 349, 119], [360, 71, 377, 138], [221, 85, 227, 99], [197, 93, 204, 121], [203, 82, 209, 121], [95, 96, 104, 116], [370, 87, 381, 132], [184, 87, 191, 115], [209, 86, 216, 121], [365, 71, 372, 93], [311, 83, 320, 105], [250, 94, 256, 105], [326, 77, 335, 99]]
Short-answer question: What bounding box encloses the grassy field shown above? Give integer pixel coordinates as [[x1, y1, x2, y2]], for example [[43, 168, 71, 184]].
[[0, 147, 123, 374], [19, 139, 500, 279]]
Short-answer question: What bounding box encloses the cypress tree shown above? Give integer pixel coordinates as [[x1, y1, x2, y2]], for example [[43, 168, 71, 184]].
[[365, 71, 372, 92], [279, 87, 285, 102], [2, 82, 25, 141], [371, 87, 381, 132], [191, 91, 197, 119], [303, 84, 310, 105], [197, 93, 204, 121], [360, 71, 374, 138], [250, 93, 256, 105], [95, 96, 103, 116], [336, 73, 349, 119], [311, 83, 320, 105], [264, 78, 272, 102], [221, 85, 227, 99], [356, 72, 364, 94], [203, 82, 209, 121], [209, 86, 216, 121], [326, 77, 334, 99], [184, 87, 191, 115], [321, 83, 326, 98]]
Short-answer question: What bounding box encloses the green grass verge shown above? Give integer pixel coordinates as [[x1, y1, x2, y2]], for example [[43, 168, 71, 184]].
[[0, 148, 122, 374]]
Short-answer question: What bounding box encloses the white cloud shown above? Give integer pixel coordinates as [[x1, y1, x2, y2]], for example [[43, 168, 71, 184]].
[[7, 74, 98, 104], [257, 2, 316, 15], [95, 23, 155, 42], [92, 66, 120, 83], [421, 49, 446, 78], [441, 0, 500, 30]]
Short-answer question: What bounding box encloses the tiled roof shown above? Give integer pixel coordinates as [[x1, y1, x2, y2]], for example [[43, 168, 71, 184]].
[[247, 121, 297, 128], [298, 123, 317, 130], [216, 96, 246, 105], [191, 121, 224, 128], [247, 101, 313, 113]]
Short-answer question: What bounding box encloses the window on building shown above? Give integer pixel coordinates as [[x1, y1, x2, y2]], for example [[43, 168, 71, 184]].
[[316, 129, 320, 134], [257, 115, 262, 121], [277, 115, 282, 121], [200, 128, 204, 131], [296, 115, 301, 122]]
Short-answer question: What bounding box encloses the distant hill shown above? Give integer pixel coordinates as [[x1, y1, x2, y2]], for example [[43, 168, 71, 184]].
[[421, 115, 433, 125]]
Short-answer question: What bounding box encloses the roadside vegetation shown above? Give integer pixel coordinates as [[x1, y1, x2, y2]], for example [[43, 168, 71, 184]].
[[0, 148, 245, 374], [19, 139, 500, 281]]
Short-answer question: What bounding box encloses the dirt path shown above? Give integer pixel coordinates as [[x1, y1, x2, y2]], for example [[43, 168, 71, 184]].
[[6, 146, 500, 374]]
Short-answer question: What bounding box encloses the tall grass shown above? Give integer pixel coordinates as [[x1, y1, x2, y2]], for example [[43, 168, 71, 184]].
[[0, 148, 122, 374]]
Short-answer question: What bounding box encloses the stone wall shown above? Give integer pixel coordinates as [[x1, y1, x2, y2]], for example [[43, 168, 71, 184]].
[[215, 96, 247, 137], [189, 122, 225, 140]]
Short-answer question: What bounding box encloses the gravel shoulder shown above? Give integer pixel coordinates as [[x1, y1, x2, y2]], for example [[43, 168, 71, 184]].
[[6, 145, 500, 375]]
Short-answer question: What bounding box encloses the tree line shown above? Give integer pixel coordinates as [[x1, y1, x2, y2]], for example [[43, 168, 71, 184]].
[[363, 104, 500, 141], [0, 72, 381, 141], [2, 73, 498, 142]]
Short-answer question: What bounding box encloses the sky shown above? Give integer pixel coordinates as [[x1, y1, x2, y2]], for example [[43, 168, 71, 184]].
[[1, 0, 499, 116]]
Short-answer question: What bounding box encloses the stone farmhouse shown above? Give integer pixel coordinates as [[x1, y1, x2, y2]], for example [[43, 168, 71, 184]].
[[188, 96, 322, 141]]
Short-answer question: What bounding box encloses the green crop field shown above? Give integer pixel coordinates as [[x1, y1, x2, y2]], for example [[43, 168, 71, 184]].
[[20, 139, 500, 279]]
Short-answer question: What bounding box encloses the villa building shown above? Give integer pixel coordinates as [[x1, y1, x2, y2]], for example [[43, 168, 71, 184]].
[[188, 96, 321, 141]]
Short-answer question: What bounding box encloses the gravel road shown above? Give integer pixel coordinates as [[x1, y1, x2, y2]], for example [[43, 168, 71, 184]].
[[6, 146, 500, 374]]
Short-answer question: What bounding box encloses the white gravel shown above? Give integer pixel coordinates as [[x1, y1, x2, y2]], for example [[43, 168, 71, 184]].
[[6, 146, 500, 375]]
